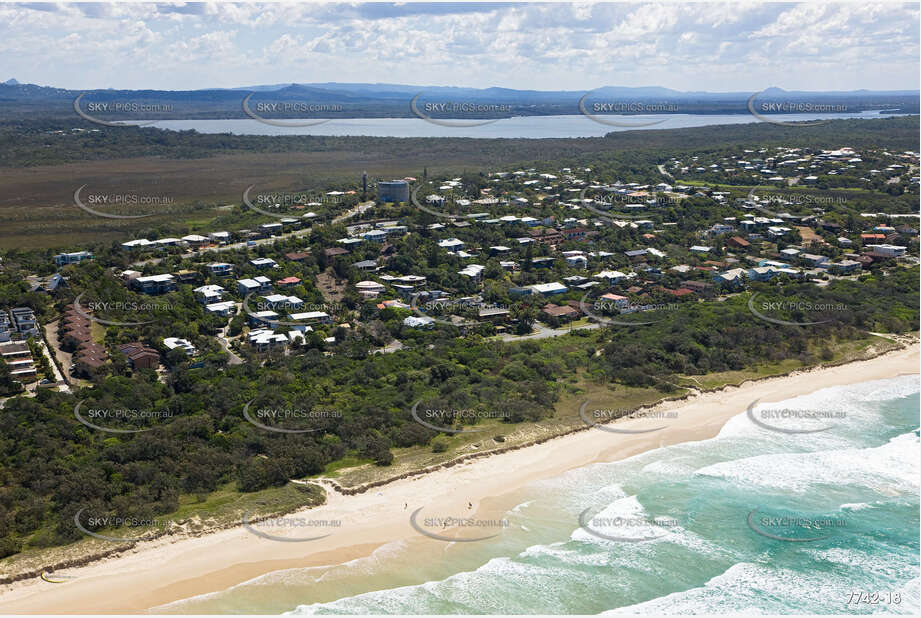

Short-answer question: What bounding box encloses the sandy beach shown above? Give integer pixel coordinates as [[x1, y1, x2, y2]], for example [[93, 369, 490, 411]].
[[1, 343, 917, 614]]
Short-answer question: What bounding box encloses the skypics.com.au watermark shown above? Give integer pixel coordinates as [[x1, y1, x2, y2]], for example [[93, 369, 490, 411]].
[[747, 508, 847, 542], [746, 398, 845, 434], [578, 507, 680, 542], [755, 192, 847, 206], [241, 294, 340, 328], [411, 296, 510, 326], [576, 187, 662, 221], [747, 89, 848, 127], [242, 93, 343, 127], [242, 401, 343, 434], [410, 92, 513, 127], [74, 93, 173, 127], [409, 507, 510, 542], [580, 292, 681, 327], [73, 292, 172, 327], [746, 185, 848, 218], [74, 400, 174, 434], [243, 185, 342, 219], [409, 182, 476, 219], [579, 91, 677, 128], [410, 400, 513, 434], [578, 401, 677, 434], [74, 508, 170, 543], [241, 511, 341, 542], [74, 185, 176, 219], [747, 292, 848, 327]]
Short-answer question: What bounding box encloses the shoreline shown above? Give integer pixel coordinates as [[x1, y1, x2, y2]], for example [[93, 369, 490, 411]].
[[0, 342, 917, 613]]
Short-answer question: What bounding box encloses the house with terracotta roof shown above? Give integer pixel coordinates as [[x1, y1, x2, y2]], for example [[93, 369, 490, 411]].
[[727, 236, 750, 248], [542, 303, 579, 321], [117, 342, 160, 369], [277, 276, 302, 288]]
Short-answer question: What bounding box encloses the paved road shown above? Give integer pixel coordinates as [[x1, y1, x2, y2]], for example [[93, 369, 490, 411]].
[[215, 304, 244, 365], [130, 201, 374, 268], [496, 321, 600, 342], [37, 339, 71, 393]]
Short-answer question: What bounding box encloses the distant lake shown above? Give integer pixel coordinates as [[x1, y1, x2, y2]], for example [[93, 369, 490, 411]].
[[145, 111, 908, 139]]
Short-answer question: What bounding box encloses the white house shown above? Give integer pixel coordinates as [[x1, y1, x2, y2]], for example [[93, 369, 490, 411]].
[[54, 251, 94, 266], [866, 244, 907, 258], [237, 276, 272, 295], [438, 238, 465, 252], [530, 282, 568, 295], [288, 311, 331, 327], [459, 264, 485, 278], [194, 284, 226, 304], [121, 239, 153, 250], [403, 316, 435, 328], [205, 301, 237, 317], [594, 270, 627, 283], [355, 280, 386, 298], [250, 257, 278, 269], [163, 337, 196, 356], [565, 255, 588, 269], [181, 234, 209, 247]]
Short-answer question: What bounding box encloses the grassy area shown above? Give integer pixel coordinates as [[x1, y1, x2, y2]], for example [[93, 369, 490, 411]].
[[323, 333, 903, 489], [677, 334, 899, 391], [323, 377, 677, 489], [0, 482, 325, 582]]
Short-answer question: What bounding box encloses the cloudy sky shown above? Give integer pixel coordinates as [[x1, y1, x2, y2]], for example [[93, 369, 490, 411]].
[[1, 1, 918, 92]]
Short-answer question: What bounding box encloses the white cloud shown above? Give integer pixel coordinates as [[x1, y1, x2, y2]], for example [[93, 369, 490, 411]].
[[0, 2, 916, 91]]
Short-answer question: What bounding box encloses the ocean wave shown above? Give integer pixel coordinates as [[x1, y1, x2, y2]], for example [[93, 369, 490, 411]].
[[695, 430, 920, 495]]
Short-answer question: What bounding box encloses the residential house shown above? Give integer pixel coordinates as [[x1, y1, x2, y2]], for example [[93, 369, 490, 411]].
[[542, 303, 579, 321], [277, 276, 302, 288], [163, 337, 196, 356], [403, 316, 435, 328], [207, 263, 234, 277], [53, 251, 93, 267], [594, 270, 627, 283], [828, 260, 863, 275], [250, 257, 278, 269], [565, 254, 588, 269], [117, 342, 160, 369], [285, 251, 311, 262], [529, 282, 568, 296], [478, 307, 511, 322], [181, 234, 209, 247], [288, 311, 332, 328], [194, 284, 226, 304], [355, 280, 386, 298], [714, 267, 747, 287], [237, 276, 273, 296], [438, 238, 465, 252], [599, 293, 630, 309], [205, 301, 237, 317], [800, 253, 830, 268], [864, 244, 907, 258], [131, 274, 176, 295], [727, 236, 750, 249]]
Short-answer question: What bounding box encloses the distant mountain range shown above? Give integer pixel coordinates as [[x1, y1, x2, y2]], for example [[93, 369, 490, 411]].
[[1, 80, 917, 121]]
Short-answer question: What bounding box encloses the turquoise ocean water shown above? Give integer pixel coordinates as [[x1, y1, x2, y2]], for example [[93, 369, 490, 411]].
[[159, 375, 920, 615]]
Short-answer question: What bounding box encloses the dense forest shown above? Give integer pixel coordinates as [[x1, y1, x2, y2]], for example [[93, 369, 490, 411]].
[[0, 115, 917, 168], [0, 265, 917, 558]]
